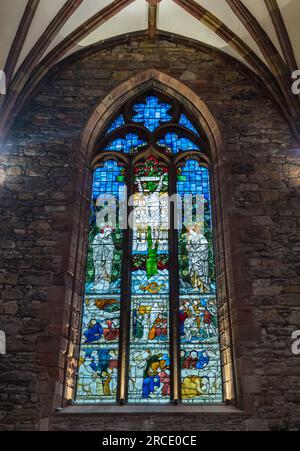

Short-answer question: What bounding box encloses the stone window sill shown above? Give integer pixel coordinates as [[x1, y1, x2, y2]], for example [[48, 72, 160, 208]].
[[57, 404, 244, 415]]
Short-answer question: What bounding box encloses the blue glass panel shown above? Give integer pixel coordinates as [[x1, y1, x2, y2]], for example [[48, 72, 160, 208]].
[[177, 160, 210, 202], [92, 161, 126, 200], [179, 114, 200, 136], [177, 160, 222, 404], [157, 132, 200, 154], [105, 133, 147, 153], [76, 161, 125, 404], [132, 96, 172, 132], [106, 115, 125, 135]]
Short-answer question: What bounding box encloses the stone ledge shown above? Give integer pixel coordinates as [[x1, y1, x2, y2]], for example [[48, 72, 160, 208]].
[[57, 405, 245, 416]]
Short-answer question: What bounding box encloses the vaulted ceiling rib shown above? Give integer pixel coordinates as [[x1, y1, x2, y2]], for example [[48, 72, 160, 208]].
[[0, 0, 299, 144]]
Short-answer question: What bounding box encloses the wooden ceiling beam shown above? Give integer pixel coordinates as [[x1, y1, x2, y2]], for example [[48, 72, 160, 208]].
[[0, 0, 136, 144], [172, 0, 300, 141], [146, 0, 161, 39], [172, 0, 274, 78], [264, 0, 298, 73], [0, 0, 84, 139], [1, 0, 83, 121], [46, 0, 136, 58], [225, 0, 300, 120], [1, 0, 299, 145], [8, 0, 84, 95], [4, 0, 40, 87]]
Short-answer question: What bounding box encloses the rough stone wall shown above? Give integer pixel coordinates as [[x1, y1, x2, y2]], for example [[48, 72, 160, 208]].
[[0, 36, 299, 431]]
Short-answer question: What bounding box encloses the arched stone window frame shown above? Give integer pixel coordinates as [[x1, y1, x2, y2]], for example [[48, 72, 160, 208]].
[[62, 70, 237, 410]]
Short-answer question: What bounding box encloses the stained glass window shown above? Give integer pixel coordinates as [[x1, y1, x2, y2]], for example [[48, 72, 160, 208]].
[[76, 92, 223, 405]]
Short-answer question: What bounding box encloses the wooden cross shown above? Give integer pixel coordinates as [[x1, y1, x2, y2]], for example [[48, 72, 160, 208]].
[[146, 0, 161, 38]]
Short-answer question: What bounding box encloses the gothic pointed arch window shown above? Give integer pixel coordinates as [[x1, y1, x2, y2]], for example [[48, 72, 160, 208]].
[[75, 91, 223, 405]]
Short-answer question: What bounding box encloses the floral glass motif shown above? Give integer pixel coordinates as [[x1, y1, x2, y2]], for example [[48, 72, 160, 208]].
[[157, 132, 200, 154], [76, 161, 125, 403], [178, 160, 223, 403], [132, 96, 172, 132], [129, 157, 170, 403], [76, 93, 223, 405]]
